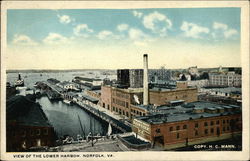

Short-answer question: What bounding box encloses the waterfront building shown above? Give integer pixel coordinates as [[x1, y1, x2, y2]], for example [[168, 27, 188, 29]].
[[57, 81, 80, 91], [100, 81, 197, 119], [72, 76, 102, 90], [132, 101, 242, 149], [208, 72, 241, 87], [6, 95, 56, 151]]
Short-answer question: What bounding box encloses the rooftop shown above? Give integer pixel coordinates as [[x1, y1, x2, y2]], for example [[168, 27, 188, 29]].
[[134, 101, 241, 124], [7, 95, 52, 127]]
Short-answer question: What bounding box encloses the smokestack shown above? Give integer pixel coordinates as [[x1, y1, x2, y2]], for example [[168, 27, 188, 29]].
[[143, 54, 149, 106]]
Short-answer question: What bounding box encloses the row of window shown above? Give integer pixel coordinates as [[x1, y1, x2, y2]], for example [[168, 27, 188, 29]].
[[131, 109, 146, 116], [169, 125, 187, 132], [168, 118, 240, 132], [112, 98, 129, 108], [20, 128, 49, 137], [112, 106, 129, 117]]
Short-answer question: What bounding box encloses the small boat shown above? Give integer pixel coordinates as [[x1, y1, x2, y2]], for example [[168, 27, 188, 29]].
[[63, 99, 72, 105], [77, 134, 84, 143], [107, 123, 112, 136], [14, 74, 24, 87], [62, 136, 74, 144]]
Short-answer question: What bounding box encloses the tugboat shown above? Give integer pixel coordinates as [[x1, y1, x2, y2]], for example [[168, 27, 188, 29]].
[[14, 74, 24, 87]]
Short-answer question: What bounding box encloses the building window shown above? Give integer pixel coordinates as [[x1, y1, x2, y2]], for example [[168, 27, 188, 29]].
[[107, 105, 110, 110], [36, 129, 41, 136], [204, 122, 208, 126], [125, 102, 129, 108], [183, 125, 187, 129], [43, 129, 48, 135], [223, 120, 225, 124], [227, 120, 229, 123], [195, 123, 199, 128], [210, 128, 214, 134], [216, 120, 220, 125], [169, 127, 173, 132], [177, 133, 180, 139], [155, 128, 161, 133], [204, 129, 208, 135], [103, 103, 105, 108], [176, 126, 180, 131], [227, 126, 230, 131], [236, 118, 239, 122], [195, 130, 198, 136], [210, 121, 214, 126], [126, 112, 129, 117], [30, 130, 34, 136], [223, 127, 226, 132]]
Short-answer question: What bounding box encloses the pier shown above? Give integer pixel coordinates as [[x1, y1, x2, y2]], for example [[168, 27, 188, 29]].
[[36, 81, 132, 133]]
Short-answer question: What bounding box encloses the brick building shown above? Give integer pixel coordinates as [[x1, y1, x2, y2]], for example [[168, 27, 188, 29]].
[[100, 82, 198, 120], [6, 95, 56, 151], [132, 101, 242, 149]]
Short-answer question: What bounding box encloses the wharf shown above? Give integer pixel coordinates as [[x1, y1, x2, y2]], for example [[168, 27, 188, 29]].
[[75, 100, 131, 133], [37, 81, 132, 133]]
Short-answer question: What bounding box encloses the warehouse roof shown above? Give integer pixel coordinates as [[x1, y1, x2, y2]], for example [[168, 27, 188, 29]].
[[7, 95, 52, 127]]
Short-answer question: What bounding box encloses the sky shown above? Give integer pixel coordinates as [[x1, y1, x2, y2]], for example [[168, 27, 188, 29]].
[[6, 8, 241, 70]]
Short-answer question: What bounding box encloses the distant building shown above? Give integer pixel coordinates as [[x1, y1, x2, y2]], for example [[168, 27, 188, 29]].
[[6, 95, 56, 151], [209, 72, 241, 87], [117, 69, 144, 88], [72, 76, 102, 90], [132, 101, 242, 149], [188, 66, 199, 77], [57, 81, 80, 91], [117, 69, 130, 87], [149, 68, 172, 82], [129, 69, 143, 88]]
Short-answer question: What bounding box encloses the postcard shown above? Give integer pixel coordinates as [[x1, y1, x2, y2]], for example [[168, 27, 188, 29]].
[[1, 1, 249, 161]]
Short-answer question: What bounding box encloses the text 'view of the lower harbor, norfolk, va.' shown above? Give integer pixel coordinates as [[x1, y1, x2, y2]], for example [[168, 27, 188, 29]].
[[5, 7, 243, 153]]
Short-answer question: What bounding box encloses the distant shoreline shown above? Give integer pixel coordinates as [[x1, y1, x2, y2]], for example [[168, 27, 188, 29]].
[[6, 67, 242, 73]]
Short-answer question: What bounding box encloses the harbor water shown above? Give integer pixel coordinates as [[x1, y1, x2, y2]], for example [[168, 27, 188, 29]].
[[7, 71, 117, 139]]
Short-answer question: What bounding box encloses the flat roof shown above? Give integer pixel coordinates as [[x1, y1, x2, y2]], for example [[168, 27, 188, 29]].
[[134, 101, 241, 124]]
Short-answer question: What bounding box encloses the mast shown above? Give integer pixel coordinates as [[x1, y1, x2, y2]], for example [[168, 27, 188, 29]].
[[90, 117, 94, 147], [77, 114, 85, 138]]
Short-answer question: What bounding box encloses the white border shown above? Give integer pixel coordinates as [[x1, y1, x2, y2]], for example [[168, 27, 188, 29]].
[[1, 1, 249, 161]]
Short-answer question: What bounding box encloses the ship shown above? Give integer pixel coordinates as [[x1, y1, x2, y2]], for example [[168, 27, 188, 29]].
[[63, 99, 72, 105], [14, 74, 24, 87]]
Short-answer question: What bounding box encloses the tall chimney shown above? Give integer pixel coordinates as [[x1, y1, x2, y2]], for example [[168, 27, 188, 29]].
[[143, 54, 149, 106]]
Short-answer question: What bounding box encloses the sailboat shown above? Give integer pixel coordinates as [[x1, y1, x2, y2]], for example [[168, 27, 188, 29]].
[[107, 123, 112, 136]]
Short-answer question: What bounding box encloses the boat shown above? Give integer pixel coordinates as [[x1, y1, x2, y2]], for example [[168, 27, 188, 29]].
[[14, 74, 24, 87], [77, 134, 84, 143], [107, 123, 112, 136], [63, 99, 72, 105]]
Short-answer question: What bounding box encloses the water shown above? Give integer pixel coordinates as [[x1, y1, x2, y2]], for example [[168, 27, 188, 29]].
[[7, 70, 117, 139]]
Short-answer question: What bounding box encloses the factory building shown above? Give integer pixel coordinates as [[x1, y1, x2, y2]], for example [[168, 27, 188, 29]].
[[208, 72, 241, 87], [132, 102, 242, 149], [117, 69, 143, 88], [100, 54, 198, 120]]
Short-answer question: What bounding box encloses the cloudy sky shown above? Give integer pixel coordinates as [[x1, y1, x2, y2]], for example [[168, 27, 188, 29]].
[[7, 8, 240, 69]]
